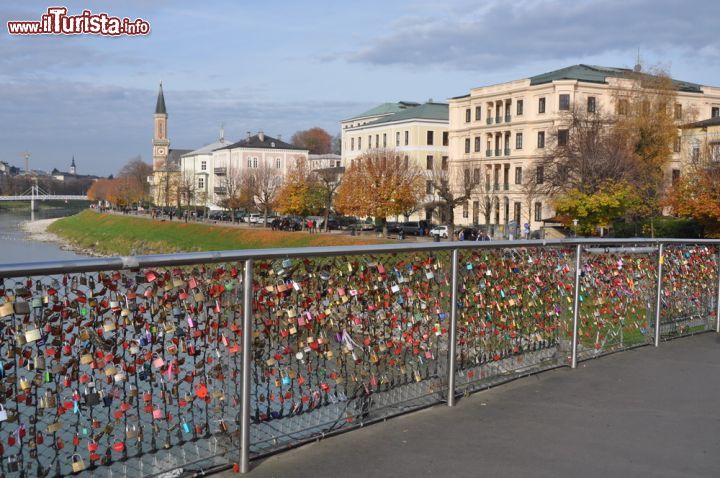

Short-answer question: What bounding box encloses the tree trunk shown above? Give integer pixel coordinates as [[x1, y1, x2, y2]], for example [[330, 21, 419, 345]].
[[446, 205, 456, 239], [323, 197, 331, 232], [264, 205, 269, 226]]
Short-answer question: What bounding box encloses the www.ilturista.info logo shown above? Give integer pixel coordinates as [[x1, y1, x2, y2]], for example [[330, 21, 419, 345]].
[[7, 7, 150, 36]]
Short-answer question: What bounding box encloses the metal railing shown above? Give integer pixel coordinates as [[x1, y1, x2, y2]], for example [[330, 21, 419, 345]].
[[0, 238, 718, 476]]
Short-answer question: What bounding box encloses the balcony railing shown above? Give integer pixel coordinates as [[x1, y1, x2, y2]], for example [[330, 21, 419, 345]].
[[504, 147, 511, 156], [495, 148, 502, 156], [486, 149, 493, 157], [0, 239, 718, 476], [495, 116, 502, 124], [486, 117, 493, 125], [503, 182, 510, 191], [505, 114, 511, 122], [214, 167, 227, 175], [214, 186, 227, 195]]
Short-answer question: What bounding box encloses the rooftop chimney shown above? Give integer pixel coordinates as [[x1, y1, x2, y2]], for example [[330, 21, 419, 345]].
[[258, 130, 265, 142]]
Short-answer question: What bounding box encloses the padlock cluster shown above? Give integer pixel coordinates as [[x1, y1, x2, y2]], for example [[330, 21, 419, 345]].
[[0, 266, 245, 476], [250, 253, 452, 430], [0, 245, 717, 475], [660, 246, 718, 327]]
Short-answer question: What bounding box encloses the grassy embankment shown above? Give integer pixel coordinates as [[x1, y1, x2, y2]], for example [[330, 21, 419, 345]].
[[48, 210, 390, 256]]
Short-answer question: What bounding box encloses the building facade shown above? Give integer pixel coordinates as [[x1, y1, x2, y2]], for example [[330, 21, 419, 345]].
[[448, 64, 720, 233], [309, 154, 342, 170], [341, 101, 449, 221], [679, 116, 720, 174], [186, 132, 308, 210]]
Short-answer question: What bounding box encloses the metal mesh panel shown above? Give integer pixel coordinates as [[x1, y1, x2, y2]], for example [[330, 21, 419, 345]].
[[0, 239, 718, 475], [576, 244, 657, 361], [454, 246, 573, 393], [659, 245, 718, 338], [248, 251, 452, 455], [0, 265, 244, 477]]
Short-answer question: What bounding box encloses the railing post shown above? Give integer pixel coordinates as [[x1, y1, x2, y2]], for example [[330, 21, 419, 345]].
[[240, 259, 253, 473], [716, 248, 720, 333], [571, 244, 582, 369], [654, 243, 664, 347], [447, 248, 459, 407]]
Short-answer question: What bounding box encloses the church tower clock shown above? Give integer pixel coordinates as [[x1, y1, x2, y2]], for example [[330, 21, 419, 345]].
[[152, 82, 170, 171]]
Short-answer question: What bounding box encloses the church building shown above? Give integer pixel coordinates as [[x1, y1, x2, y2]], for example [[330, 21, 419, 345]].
[[150, 82, 191, 206]]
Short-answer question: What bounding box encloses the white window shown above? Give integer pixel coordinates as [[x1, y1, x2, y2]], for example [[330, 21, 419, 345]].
[[276, 158, 281, 168], [198, 177, 205, 189], [200, 160, 207, 171], [253, 157, 258, 168]]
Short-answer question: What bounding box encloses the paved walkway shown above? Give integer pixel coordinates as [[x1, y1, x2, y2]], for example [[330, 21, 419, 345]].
[[229, 333, 720, 478]]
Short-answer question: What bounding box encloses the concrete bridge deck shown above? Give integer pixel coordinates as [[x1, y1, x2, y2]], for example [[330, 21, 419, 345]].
[[234, 333, 720, 478]]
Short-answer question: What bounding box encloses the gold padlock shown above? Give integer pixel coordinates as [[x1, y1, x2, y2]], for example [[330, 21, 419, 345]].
[[0, 302, 14, 318], [71, 455, 86, 473], [103, 319, 116, 333], [47, 421, 62, 433], [34, 355, 46, 370]]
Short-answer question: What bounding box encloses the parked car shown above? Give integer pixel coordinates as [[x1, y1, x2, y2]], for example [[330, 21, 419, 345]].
[[430, 225, 449, 238], [397, 220, 432, 236]]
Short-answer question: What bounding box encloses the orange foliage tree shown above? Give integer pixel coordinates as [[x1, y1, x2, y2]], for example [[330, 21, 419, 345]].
[[87, 179, 120, 205], [334, 150, 424, 232], [290, 127, 333, 154], [275, 157, 323, 216]]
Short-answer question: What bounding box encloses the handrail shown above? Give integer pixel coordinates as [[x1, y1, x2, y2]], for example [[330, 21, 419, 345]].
[[1, 237, 719, 277]]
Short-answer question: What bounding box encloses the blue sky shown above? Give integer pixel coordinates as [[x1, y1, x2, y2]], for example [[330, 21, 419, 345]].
[[1, 0, 719, 176]]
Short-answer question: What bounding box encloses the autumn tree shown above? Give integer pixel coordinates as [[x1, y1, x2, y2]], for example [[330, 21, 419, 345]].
[[334, 150, 424, 235], [218, 166, 252, 220], [248, 161, 283, 223], [666, 137, 720, 236], [613, 67, 691, 224], [177, 170, 196, 207], [290, 127, 333, 154], [275, 157, 323, 216], [88, 178, 121, 206], [118, 156, 152, 206], [425, 156, 485, 237], [538, 105, 637, 197], [554, 182, 642, 236], [536, 68, 690, 235]]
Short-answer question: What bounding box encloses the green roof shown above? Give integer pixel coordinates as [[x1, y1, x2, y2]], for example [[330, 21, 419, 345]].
[[365, 102, 448, 126], [345, 101, 421, 121], [529, 64, 703, 93]]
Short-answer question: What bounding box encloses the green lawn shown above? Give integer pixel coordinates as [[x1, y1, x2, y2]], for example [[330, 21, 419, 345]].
[[48, 210, 390, 256]]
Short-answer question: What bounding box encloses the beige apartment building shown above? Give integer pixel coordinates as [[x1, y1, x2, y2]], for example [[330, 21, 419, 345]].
[[341, 101, 449, 221], [678, 116, 720, 175], [448, 64, 720, 235]]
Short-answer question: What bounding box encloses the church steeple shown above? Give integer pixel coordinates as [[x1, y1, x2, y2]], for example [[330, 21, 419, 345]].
[[155, 81, 167, 114], [152, 81, 170, 172], [70, 156, 76, 175]]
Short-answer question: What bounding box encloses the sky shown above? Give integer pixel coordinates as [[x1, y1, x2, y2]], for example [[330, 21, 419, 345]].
[[1, 0, 719, 176]]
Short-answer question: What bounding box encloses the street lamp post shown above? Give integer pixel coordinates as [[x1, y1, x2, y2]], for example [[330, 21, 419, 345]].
[[572, 218, 578, 237]]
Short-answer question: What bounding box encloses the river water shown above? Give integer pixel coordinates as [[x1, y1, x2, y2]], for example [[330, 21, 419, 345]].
[[0, 208, 85, 264]]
